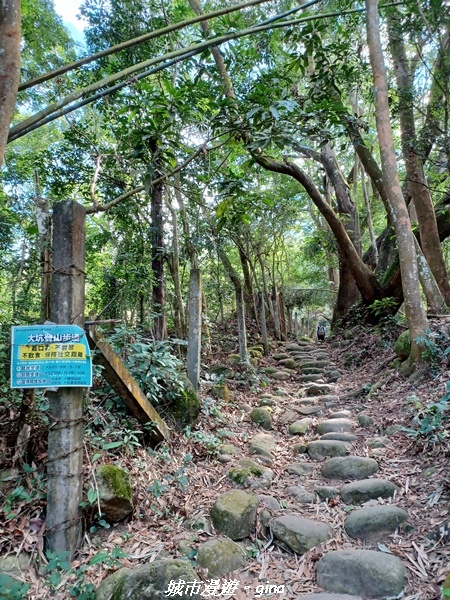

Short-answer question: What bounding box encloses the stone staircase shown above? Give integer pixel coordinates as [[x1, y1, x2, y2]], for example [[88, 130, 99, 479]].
[[97, 340, 412, 600], [209, 340, 409, 599]]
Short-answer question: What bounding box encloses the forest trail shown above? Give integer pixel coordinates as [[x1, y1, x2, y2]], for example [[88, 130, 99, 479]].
[[157, 334, 448, 600]]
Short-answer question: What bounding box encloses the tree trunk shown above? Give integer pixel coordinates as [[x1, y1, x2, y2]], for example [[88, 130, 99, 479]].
[[365, 0, 428, 371], [187, 269, 202, 391], [35, 173, 52, 322], [361, 169, 379, 268], [150, 145, 167, 341], [387, 11, 450, 307], [414, 237, 447, 314], [0, 0, 21, 167], [258, 292, 269, 355], [219, 249, 249, 365], [166, 194, 187, 338], [320, 143, 362, 317], [272, 285, 281, 340], [333, 253, 361, 322], [238, 244, 257, 322]]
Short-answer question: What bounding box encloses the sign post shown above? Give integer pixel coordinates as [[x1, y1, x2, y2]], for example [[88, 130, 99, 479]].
[[46, 201, 86, 559]]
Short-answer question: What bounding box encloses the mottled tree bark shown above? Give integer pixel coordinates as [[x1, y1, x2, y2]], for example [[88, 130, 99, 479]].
[[0, 0, 21, 167], [387, 11, 450, 306], [366, 0, 428, 371]]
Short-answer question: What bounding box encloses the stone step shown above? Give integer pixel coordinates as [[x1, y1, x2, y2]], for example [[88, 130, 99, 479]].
[[321, 432, 357, 442], [340, 478, 398, 504], [307, 440, 350, 460], [316, 550, 406, 599], [271, 514, 331, 554], [321, 456, 379, 480], [316, 418, 353, 434], [344, 505, 409, 540]]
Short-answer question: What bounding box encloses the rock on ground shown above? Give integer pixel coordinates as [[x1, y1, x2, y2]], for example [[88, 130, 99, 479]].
[[307, 440, 350, 460], [344, 505, 409, 540], [321, 456, 379, 480], [196, 538, 246, 576], [271, 514, 331, 554], [96, 559, 201, 600], [210, 489, 258, 540], [316, 550, 406, 599], [340, 479, 398, 504]]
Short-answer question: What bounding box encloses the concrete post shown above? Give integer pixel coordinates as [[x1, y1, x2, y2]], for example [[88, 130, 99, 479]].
[[187, 269, 202, 392], [46, 201, 85, 559]]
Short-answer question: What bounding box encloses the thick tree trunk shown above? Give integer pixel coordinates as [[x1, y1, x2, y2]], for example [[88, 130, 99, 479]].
[[366, 0, 428, 371], [387, 12, 450, 307], [333, 254, 361, 322], [0, 0, 21, 167], [320, 143, 362, 317]]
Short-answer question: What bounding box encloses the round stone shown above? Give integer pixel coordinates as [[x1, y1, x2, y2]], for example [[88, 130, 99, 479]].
[[344, 505, 409, 540], [285, 462, 315, 476], [317, 419, 353, 434], [340, 479, 398, 504], [250, 408, 273, 430], [289, 418, 313, 435], [315, 486, 339, 500], [196, 538, 245, 577], [366, 437, 390, 448], [358, 414, 374, 427], [285, 485, 315, 503], [271, 514, 331, 555], [321, 456, 379, 480], [307, 440, 350, 460], [210, 490, 258, 540], [316, 550, 406, 598], [321, 432, 357, 442], [328, 410, 352, 419]]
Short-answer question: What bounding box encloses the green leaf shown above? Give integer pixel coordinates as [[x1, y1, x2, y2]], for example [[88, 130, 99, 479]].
[[92, 453, 102, 462], [87, 488, 98, 504], [88, 551, 110, 566], [102, 441, 123, 450], [269, 105, 279, 120]]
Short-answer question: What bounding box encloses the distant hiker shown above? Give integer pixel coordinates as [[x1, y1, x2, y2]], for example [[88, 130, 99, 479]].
[[317, 325, 326, 341]]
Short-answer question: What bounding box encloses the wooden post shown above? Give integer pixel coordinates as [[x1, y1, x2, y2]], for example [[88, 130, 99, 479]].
[[187, 269, 202, 392], [46, 201, 85, 559], [258, 292, 269, 356]]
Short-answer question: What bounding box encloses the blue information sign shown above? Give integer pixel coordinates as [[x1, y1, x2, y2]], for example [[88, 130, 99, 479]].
[[11, 324, 92, 389]]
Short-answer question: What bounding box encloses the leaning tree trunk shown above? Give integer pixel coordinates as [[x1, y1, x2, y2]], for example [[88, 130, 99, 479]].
[[387, 10, 450, 307], [366, 0, 428, 372], [0, 0, 20, 167]]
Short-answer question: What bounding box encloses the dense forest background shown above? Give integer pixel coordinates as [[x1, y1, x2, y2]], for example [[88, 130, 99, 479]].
[[1, 1, 450, 599], [0, 0, 448, 366]]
